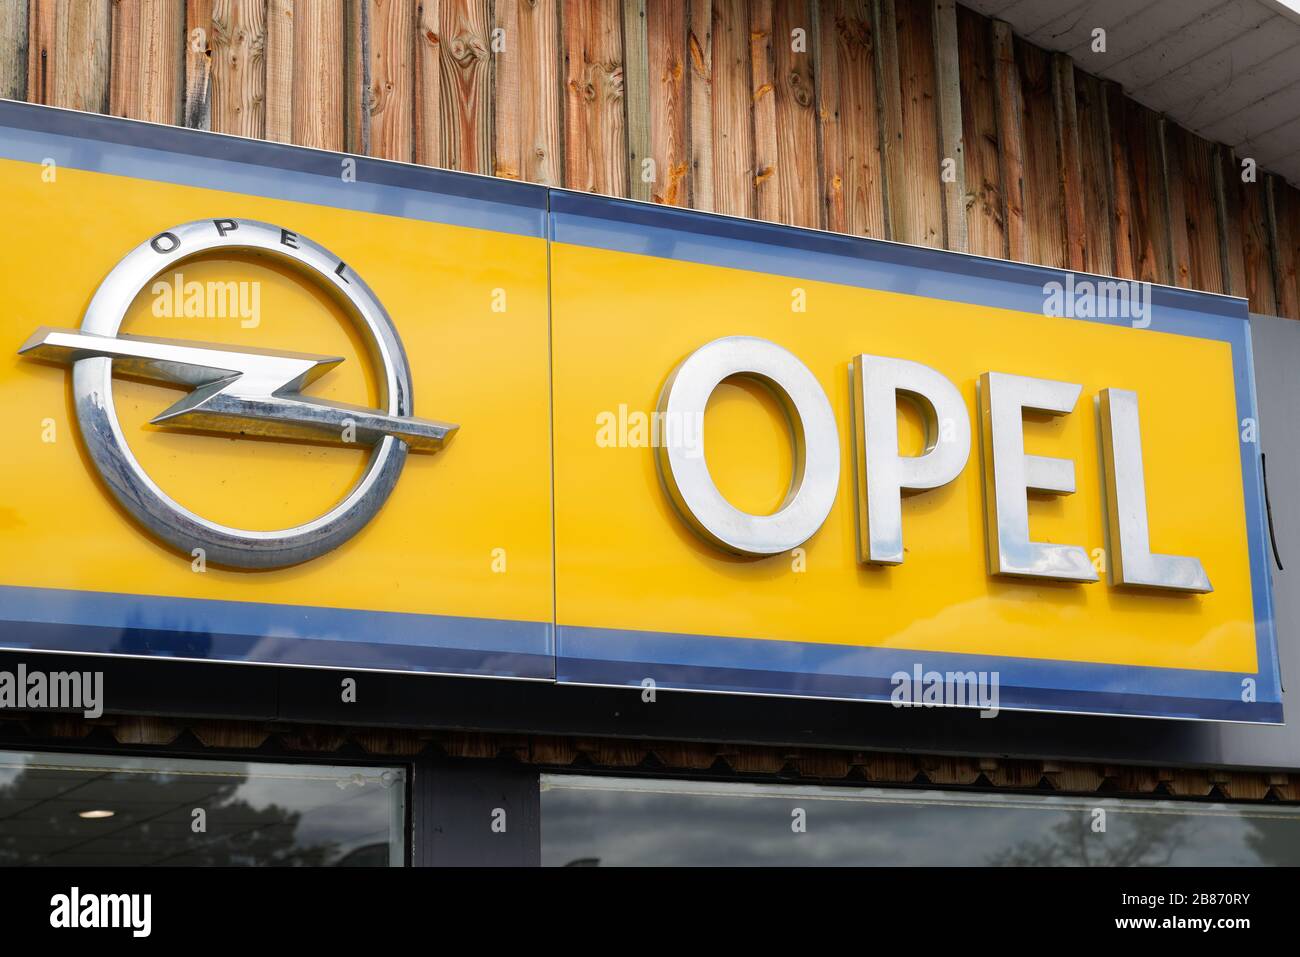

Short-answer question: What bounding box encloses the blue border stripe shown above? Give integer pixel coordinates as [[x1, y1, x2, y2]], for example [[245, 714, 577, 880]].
[[2, 621, 551, 681], [557, 654, 1279, 722], [6, 621, 552, 679], [0, 586, 554, 678], [0, 101, 548, 238], [556, 626, 1272, 702], [549, 190, 1249, 320], [557, 625, 1281, 721]]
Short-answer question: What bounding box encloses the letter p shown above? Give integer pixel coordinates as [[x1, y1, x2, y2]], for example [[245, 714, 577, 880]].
[[852, 354, 970, 564]]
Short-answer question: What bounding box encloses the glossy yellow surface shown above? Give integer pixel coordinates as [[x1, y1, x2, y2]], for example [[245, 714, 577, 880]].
[[0, 158, 553, 625], [551, 242, 1257, 672]]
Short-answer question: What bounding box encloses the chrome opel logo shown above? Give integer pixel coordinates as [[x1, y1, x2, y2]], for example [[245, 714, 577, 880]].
[[18, 219, 457, 570]]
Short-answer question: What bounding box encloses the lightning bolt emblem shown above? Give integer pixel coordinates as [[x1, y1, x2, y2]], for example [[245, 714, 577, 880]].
[[19, 327, 457, 451]]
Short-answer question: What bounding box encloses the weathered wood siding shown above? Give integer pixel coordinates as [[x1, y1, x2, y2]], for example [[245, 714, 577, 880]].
[[6, 0, 1298, 317]]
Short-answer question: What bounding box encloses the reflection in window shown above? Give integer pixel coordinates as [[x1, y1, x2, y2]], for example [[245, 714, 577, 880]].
[[0, 751, 406, 866], [541, 774, 1300, 866]]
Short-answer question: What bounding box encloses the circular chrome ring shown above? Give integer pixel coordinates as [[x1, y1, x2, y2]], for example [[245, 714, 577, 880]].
[[655, 336, 840, 555], [73, 219, 412, 569]]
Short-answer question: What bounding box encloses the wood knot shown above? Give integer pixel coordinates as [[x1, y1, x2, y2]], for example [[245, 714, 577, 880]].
[[790, 74, 812, 107], [449, 33, 487, 65], [688, 32, 708, 78]]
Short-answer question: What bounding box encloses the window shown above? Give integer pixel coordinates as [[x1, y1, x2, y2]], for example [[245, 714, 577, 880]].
[[0, 751, 406, 866], [542, 774, 1300, 866]]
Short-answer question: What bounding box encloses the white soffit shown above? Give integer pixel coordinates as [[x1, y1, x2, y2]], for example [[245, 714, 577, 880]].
[[963, 0, 1300, 188]]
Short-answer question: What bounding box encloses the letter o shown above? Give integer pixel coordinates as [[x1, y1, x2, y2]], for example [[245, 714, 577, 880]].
[[655, 336, 840, 555], [150, 231, 181, 254]]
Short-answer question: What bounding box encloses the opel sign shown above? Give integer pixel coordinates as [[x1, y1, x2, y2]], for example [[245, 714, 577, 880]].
[[0, 102, 1280, 720]]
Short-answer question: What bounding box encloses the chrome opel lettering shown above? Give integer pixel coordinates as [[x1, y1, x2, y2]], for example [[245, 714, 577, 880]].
[[1098, 388, 1212, 592], [660, 335, 1211, 594], [853, 353, 971, 565], [978, 371, 1097, 583], [18, 219, 457, 570], [655, 336, 840, 556]]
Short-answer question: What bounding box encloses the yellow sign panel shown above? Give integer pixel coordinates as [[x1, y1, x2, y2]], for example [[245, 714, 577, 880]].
[[0, 157, 554, 675], [551, 241, 1253, 670]]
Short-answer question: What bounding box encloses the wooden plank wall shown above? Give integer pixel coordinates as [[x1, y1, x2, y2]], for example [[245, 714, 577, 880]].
[[5, 0, 1299, 318]]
